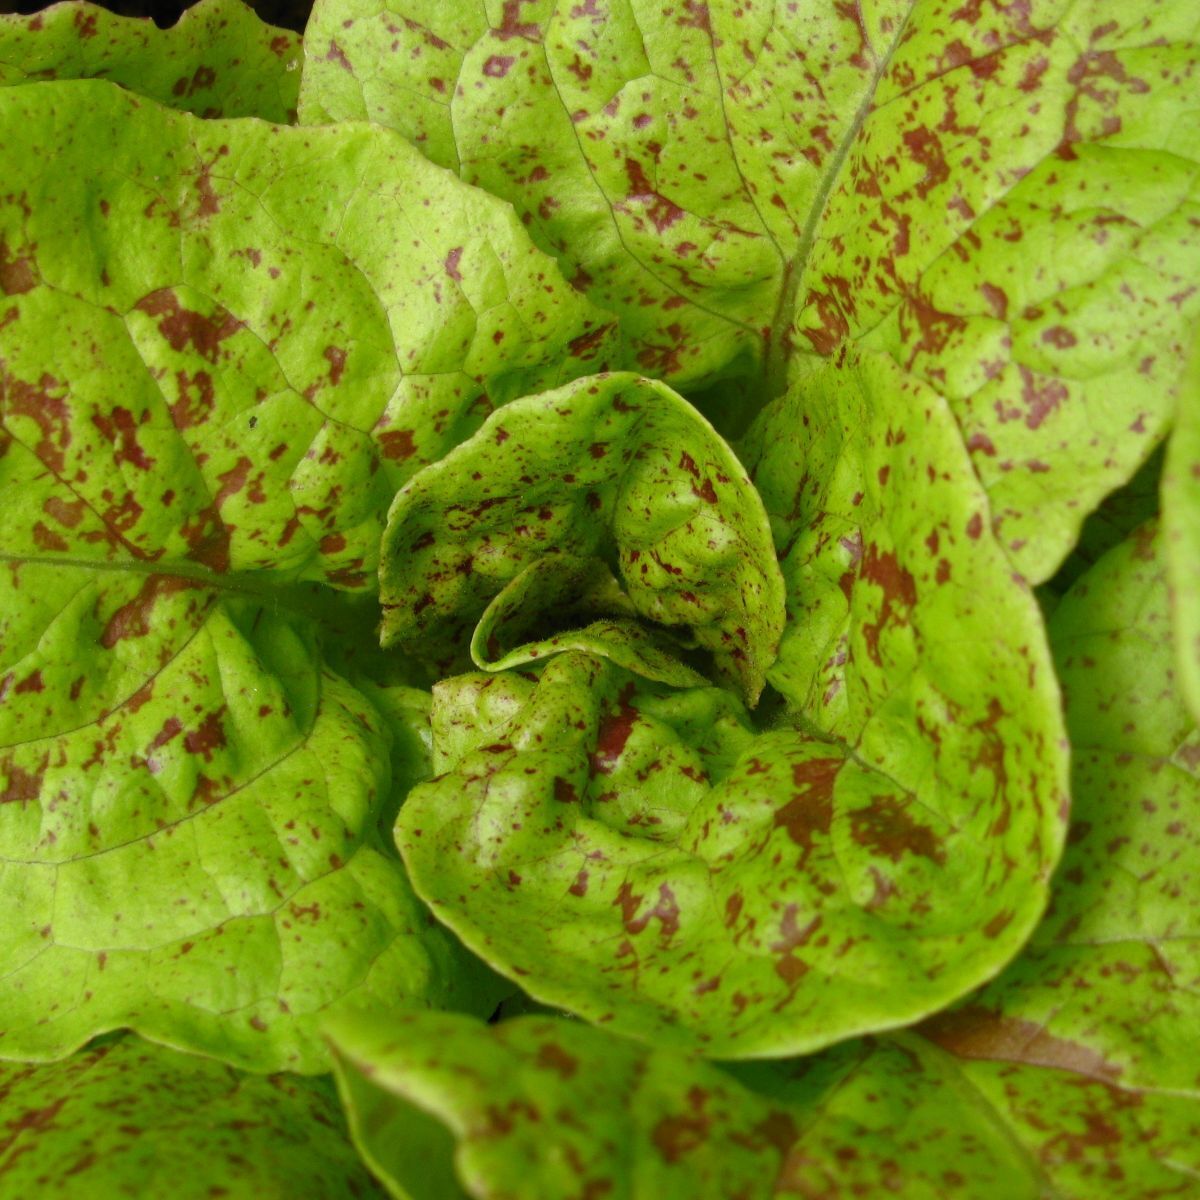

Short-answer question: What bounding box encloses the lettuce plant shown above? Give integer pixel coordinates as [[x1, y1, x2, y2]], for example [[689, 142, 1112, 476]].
[[0, 0, 1196, 1195]]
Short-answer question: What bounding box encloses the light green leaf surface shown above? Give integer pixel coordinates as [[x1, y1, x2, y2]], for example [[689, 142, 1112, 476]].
[[299, 0, 1200, 582], [0, 80, 605, 1069], [0, 1034, 386, 1197], [337, 526, 1199, 1196], [298, 0, 913, 391], [0, 80, 614, 591], [1164, 332, 1200, 725], [0, 0, 302, 122], [379, 373, 785, 703]]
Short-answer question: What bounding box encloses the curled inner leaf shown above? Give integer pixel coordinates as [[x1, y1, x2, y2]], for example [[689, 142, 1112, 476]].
[[379, 372, 785, 703]]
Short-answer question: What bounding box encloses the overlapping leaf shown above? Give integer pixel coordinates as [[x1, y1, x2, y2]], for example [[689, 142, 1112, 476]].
[[379, 372, 784, 700], [0, 0, 302, 121], [298, 0, 1200, 583], [298, 0, 915, 390], [0, 1035, 385, 1197], [395, 403, 1067, 1057], [1164, 332, 1200, 725], [0, 80, 613, 591], [1, 78, 634, 1068], [335, 524, 1198, 1195]]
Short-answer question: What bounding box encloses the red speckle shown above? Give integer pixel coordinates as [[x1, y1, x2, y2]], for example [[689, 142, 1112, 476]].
[[483, 54, 516, 78], [444, 247, 464, 282]]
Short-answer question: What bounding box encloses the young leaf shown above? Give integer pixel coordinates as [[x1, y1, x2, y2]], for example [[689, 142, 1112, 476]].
[[0, 80, 615, 591], [298, 0, 1200, 581], [0, 0, 302, 122], [379, 373, 785, 703], [394, 636, 1061, 1057], [0, 1035, 386, 1197]]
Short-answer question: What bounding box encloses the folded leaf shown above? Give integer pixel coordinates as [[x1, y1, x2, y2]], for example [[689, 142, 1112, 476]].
[[0, 0, 302, 121], [395, 634, 1061, 1056], [298, 0, 1200, 582], [299, 0, 908, 390], [0, 80, 614, 591], [337, 527, 1199, 1194], [379, 373, 784, 703], [0, 1035, 385, 1198], [1164, 332, 1200, 725], [0, 81, 576, 1069]]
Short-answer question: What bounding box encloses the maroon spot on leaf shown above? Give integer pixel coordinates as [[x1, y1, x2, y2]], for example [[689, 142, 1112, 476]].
[[444, 246, 464, 282], [13, 670, 44, 695], [921, 1008, 1124, 1082], [553, 776, 579, 804], [91, 406, 154, 471], [184, 709, 227, 762], [377, 429, 416, 462], [569, 868, 589, 897], [1041, 325, 1078, 350], [589, 685, 638, 775], [967, 432, 996, 456], [966, 512, 984, 539], [324, 38, 352, 70], [623, 158, 685, 233], [692, 478, 718, 504], [323, 345, 348, 385], [134, 289, 242, 364], [0, 762, 44, 805], [3, 369, 71, 474], [567, 322, 614, 359], [72, 8, 97, 36], [32, 522, 68, 552], [0, 236, 35, 295], [859, 544, 918, 664], [980, 282, 1008, 319], [773, 757, 842, 866], [496, 0, 540, 39], [1017, 364, 1067, 430], [849, 795, 946, 864], [483, 54, 516, 78], [100, 575, 197, 649], [651, 1086, 711, 1164], [170, 370, 215, 430], [534, 1042, 578, 1078]]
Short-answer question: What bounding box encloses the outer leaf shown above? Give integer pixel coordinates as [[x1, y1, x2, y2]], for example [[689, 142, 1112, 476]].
[[0, 1035, 385, 1197], [0, 0, 302, 122], [379, 373, 784, 702], [1164, 332, 1200, 724], [299, 0, 1200, 582], [325, 1011, 1045, 1199], [0, 82, 577, 1069], [297, 0, 915, 390], [0, 81, 614, 591]]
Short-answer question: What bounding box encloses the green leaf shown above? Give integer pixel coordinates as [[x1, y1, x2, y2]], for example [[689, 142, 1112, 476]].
[[298, 0, 1200, 581], [0, 80, 619, 1068], [297, 0, 902, 391], [379, 373, 785, 703], [395, 631, 1063, 1057], [337, 525, 1199, 1195], [0, 0, 302, 122], [0, 80, 615, 591], [324, 1011, 1047, 1199], [0, 1034, 386, 1197], [1164, 331, 1200, 725]]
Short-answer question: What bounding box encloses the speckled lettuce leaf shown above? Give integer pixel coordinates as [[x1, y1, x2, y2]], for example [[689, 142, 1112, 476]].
[[336, 525, 1199, 1195], [379, 373, 784, 703], [0, 80, 614, 592], [0, 1034, 386, 1198], [298, 0, 1200, 583], [1164, 332, 1200, 725], [322, 1012, 1048, 1200], [0, 0, 302, 122], [296, 0, 914, 391], [0, 81, 588, 1070], [394, 619, 1063, 1057]]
